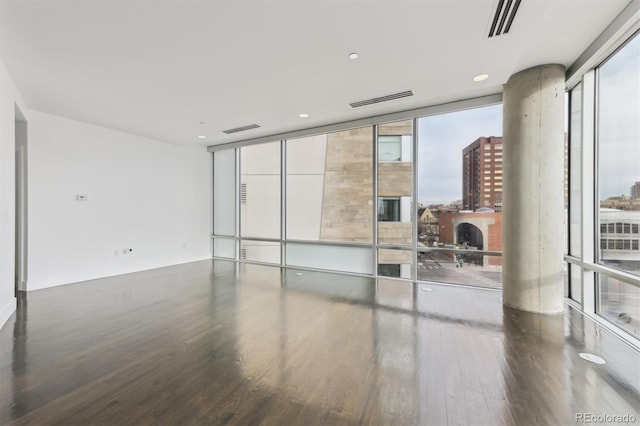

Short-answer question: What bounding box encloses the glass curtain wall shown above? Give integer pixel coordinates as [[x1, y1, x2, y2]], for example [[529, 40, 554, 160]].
[[377, 120, 414, 279], [240, 141, 281, 264], [596, 34, 640, 337], [213, 148, 236, 258], [416, 105, 503, 289], [566, 30, 640, 340], [285, 128, 374, 274], [568, 84, 583, 303], [211, 107, 506, 288]]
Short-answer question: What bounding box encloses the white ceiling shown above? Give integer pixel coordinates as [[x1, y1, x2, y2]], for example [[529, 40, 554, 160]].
[[0, 0, 632, 146]]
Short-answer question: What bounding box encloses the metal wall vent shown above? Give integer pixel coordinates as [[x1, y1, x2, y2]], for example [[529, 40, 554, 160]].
[[488, 0, 522, 37], [240, 183, 247, 203], [240, 248, 247, 260], [222, 124, 261, 134], [349, 90, 413, 108]]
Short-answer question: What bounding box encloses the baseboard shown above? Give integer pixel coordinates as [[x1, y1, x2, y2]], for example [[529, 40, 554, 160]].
[[0, 298, 17, 330], [26, 257, 212, 291]]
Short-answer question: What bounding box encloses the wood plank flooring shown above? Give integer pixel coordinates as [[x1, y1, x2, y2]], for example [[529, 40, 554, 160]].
[[0, 260, 638, 425]]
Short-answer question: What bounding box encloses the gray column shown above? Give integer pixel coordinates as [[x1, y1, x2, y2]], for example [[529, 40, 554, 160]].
[[502, 64, 565, 315]]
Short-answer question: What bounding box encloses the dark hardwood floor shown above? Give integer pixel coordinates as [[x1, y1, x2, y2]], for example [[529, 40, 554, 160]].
[[0, 260, 638, 425]]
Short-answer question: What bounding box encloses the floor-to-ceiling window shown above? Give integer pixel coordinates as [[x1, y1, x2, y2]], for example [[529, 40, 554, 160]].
[[566, 30, 640, 341], [240, 141, 282, 264], [212, 148, 236, 259], [285, 129, 373, 274], [595, 33, 640, 337], [210, 99, 505, 288], [416, 105, 503, 288], [377, 120, 414, 279]]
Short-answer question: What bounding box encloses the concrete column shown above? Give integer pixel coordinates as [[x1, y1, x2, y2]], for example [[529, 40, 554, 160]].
[[502, 64, 565, 314]]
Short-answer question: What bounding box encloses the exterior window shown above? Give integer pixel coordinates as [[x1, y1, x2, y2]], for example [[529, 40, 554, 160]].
[[633, 240, 639, 250], [601, 224, 607, 234], [378, 198, 401, 222], [608, 223, 615, 233], [601, 239, 607, 249], [378, 136, 402, 161], [633, 224, 639, 233], [597, 33, 639, 283]]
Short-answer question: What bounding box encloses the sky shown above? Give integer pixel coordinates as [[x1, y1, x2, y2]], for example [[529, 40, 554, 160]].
[[416, 33, 638, 206], [417, 104, 502, 205], [597, 34, 640, 200]]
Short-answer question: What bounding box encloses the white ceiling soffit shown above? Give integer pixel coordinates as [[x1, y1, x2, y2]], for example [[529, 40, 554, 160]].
[[0, 0, 632, 146]]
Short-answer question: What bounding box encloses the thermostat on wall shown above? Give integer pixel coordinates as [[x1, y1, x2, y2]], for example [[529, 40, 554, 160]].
[[76, 194, 88, 201]]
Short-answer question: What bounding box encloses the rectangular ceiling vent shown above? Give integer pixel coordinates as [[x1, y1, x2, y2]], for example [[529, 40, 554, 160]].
[[349, 90, 413, 108], [222, 124, 261, 134], [488, 0, 522, 37]]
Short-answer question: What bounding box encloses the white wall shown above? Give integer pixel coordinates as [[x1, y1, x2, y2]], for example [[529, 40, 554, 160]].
[[26, 110, 212, 290], [0, 57, 28, 329]]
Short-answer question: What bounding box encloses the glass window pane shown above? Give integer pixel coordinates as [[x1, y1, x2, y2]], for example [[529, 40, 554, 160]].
[[241, 142, 281, 239], [570, 264, 582, 304], [286, 243, 373, 274], [286, 128, 373, 243], [378, 197, 401, 222], [378, 248, 413, 279], [597, 34, 640, 277], [378, 136, 402, 161], [598, 275, 639, 338], [563, 261, 569, 298], [416, 104, 503, 287], [213, 148, 236, 236], [241, 240, 280, 264], [569, 84, 582, 257], [213, 238, 235, 259], [378, 120, 413, 246]]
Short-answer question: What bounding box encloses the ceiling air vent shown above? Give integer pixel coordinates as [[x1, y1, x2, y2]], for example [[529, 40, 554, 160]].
[[349, 90, 413, 108], [488, 0, 522, 37], [222, 124, 261, 134]]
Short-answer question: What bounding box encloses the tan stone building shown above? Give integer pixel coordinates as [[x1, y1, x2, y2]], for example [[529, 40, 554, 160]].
[[319, 121, 414, 277]]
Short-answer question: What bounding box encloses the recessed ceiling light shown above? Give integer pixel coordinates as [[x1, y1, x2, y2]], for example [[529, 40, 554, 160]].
[[349, 52, 359, 60], [298, 113, 309, 118], [473, 74, 489, 82], [198, 135, 207, 139]]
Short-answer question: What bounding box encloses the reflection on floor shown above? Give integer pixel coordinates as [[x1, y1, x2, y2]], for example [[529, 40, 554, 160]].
[[0, 260, 638, 425], [417, 251, 502, 289]]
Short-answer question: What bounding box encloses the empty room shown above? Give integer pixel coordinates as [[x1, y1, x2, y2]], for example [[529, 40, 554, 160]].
[[0, 0, 639, 425]]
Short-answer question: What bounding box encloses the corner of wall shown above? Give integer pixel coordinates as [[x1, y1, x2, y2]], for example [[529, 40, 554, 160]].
[[0, 298, 16, 330]]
